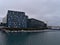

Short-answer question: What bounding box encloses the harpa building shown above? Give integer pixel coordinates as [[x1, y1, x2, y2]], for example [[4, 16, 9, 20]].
[[2, 10, 47, 29]]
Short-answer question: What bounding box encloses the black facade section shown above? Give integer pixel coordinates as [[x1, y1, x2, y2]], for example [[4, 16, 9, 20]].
[[28, 18, 47, 29]]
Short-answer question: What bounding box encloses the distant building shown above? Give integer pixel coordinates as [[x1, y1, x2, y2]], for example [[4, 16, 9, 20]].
[[0, 23, 7, 28], [7, 10, 28, 28], [2, 16, 7, 23], [49, 26, 60, 29], [28, 18, 47, 29]]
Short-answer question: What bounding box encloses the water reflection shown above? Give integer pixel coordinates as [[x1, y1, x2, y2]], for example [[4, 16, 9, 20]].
[[1, 31, 60, 45], [0, 32, 7, 45], [6, 32, 31, 45]]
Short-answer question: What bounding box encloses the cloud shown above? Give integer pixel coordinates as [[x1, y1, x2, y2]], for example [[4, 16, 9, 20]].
[[0, 0, 60, 26]]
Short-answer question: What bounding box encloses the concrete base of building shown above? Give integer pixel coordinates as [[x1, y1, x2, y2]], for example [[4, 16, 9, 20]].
[[1, 27, 47, 31]]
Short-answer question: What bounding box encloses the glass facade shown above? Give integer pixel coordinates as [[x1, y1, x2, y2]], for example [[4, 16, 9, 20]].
[[28, 18, 47, 28], [7, 10, 28, 28]]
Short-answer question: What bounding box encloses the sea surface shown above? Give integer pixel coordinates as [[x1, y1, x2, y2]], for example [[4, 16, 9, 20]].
[[0, 30, 60, 45]]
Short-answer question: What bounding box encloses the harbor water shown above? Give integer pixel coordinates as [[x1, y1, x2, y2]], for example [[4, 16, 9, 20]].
[[0, 30, 60, 45]]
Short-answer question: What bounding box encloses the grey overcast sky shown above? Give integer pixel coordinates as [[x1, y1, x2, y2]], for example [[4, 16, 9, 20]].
[[0, 0, 60, 26]]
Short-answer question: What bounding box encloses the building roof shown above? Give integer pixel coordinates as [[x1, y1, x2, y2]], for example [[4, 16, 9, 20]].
[[8, 10, 25, 13], [28, 18, 45, 23]]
